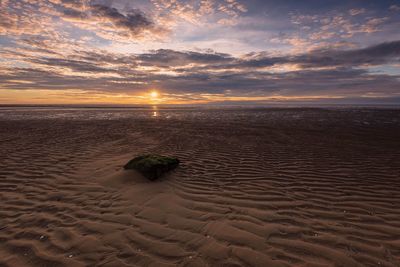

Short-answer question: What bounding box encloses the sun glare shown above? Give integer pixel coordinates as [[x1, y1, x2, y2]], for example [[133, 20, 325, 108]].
[[150, 91, 159, 98]]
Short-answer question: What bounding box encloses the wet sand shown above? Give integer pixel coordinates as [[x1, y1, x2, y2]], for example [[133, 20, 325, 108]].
[[0, 107, 399, 267]]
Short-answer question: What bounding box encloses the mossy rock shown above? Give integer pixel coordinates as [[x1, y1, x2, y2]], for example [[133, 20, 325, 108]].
[[123, 155, 180, 180]]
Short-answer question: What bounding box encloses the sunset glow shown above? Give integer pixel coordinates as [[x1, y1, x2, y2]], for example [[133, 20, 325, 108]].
[[0, 1, 399, 105], [150, 91, 159, 99]]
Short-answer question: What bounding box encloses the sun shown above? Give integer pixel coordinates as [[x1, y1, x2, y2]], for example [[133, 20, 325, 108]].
[[150, 91, 159, 98]]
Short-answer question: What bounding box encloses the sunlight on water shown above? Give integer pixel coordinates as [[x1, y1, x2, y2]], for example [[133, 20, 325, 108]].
[[0, 106, 398, 127], [152, 105, 158, 117]]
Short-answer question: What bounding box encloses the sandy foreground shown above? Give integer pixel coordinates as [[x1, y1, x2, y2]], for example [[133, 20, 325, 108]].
[[0, 107, 399, 267]]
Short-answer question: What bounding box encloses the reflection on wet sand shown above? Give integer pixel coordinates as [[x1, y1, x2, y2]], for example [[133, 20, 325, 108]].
[[152, 106, 158, 117]]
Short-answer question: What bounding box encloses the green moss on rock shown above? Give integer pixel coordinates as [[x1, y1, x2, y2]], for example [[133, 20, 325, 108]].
[[123, 154, 180, 180]]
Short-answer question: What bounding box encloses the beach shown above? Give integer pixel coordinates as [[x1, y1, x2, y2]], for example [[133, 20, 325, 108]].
[[0, 107, 399, 267]]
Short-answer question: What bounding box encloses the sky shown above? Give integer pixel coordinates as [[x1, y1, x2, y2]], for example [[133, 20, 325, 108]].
[[0, 0, 400, 105]]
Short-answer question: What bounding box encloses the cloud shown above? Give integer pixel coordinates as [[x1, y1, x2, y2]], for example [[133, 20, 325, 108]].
[[186, 40, 400, 70], [29, 57, 114, 73], [0, 0, 167, 42], [149, 0, 247, 27], [1, 0, 399, 103], [349, 8, 366, 16], [389, 5, 400, 11], [0, 1, 55, 36], [48, 0, 86, 9], [1, 40, 399, 102], [136, 49, 233, 67], [286, 40, 400, 68], [91, 5, 153, 34], [284, 9, 394, 52], [61, 3, 167, 40]]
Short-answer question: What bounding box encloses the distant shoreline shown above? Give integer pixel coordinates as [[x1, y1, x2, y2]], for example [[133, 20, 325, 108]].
[[0, 103, 399, 110]]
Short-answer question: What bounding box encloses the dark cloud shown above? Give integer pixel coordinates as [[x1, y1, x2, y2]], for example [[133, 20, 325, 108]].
[[115, 40, 399, 72], [209, 40, 400, 69], [55, 0, 86, 8], [76, 50, 136, 65], [90, 5, 153, 34], [59, 2, 159, 38], [292, 40, 400, 67], [62, 8, 89, 19], [29, 57, 113, 73], [136, 49, 233, 67]]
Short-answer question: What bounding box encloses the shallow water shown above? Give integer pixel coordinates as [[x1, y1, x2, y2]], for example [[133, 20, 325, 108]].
[[0, 106, 399, 125]]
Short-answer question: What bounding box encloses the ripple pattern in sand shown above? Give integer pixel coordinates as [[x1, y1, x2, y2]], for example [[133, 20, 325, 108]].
[[0, 109, 400, 267]]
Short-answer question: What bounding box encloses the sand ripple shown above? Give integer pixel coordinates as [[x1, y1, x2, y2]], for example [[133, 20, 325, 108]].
[[0, 108, 399, 266]]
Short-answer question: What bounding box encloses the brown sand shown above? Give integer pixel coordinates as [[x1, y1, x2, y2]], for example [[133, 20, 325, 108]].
[[0, 108, 399, 267]]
